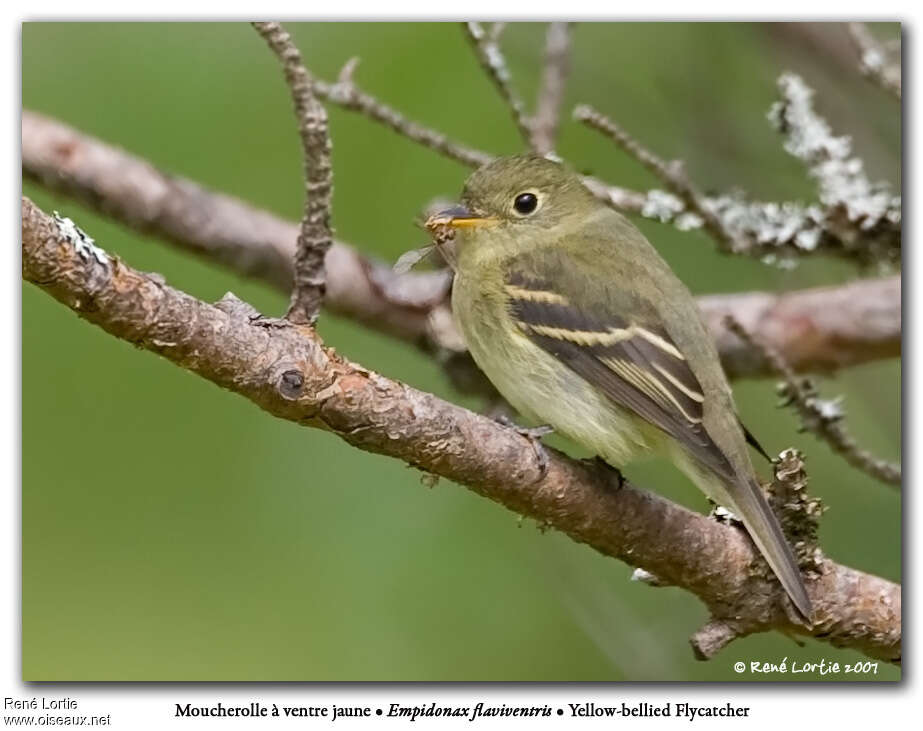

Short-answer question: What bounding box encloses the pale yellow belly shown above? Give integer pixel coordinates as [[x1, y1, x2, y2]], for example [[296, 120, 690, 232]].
[[453, 279, 663, 468]]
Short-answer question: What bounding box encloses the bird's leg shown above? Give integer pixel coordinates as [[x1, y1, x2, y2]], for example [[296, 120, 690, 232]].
[[585, 455, 625, 490], [494, 414, 554, 478]]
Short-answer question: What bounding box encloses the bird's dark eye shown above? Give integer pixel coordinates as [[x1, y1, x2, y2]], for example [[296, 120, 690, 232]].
[[513, 192, 539, 215]]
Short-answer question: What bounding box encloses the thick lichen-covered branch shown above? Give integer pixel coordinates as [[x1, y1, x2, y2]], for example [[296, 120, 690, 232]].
[[22, 196, 901, 663], [253, 22, 333, 324], [22, 112, 900, 388]]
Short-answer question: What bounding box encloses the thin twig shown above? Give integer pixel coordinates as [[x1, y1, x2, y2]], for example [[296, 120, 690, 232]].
[[579, 174, 652, 213], [21, 196, 902, 664], [315, 65, 492, 169], [316, 68, 646, 207], [463, 22, 535, 148], [253, 22, 334, 325], [487, 22, 506, 44], [29, 37, 893, 271], [532, 22, 572, 154], [724, 316, 901, 488], [847, 23, 901, 100], [574, 103, 743, 253]]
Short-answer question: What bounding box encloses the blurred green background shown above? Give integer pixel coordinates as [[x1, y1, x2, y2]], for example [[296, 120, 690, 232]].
[[22, 22, 900, 681]]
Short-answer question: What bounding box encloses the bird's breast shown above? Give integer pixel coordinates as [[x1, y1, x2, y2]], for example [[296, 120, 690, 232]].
[[452, 271, 657, 467]]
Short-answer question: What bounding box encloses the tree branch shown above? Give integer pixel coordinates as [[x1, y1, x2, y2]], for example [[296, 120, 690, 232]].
[[463, 22, 534, 148], [698, 276, 901, 377], [253, 22, 333, 324], [575, 103, 743, 253], [846, 23, 901, 100], [575, 73, 901, 267], [21, 110, 449, 345], [766, 73, 901, 268], [314, 59, 493, 169], [22, 111, 900, 385], [305, 50, 651, 215], [532, 22, 572, 155], [725, 316, 901, 488], [22, 196, 901, 664]]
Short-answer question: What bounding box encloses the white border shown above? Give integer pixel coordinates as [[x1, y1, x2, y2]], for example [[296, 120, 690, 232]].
[[6, 3, 915, 728]]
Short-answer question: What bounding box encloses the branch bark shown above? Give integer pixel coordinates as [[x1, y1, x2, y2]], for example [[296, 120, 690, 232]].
[[22, 196, 901, 664], [698, 276, 901, 377], [22, 111, 900, 384], [463, 22, 534, 148], [253, 22, 334, 324], [532, 22, 572, 155]]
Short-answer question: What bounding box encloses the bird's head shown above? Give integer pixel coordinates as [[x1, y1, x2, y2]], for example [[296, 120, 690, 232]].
[[426, 155, 597, 247]]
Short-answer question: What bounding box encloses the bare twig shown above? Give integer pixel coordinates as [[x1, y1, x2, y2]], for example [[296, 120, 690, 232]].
[[532, 22, 572, 155], [314, 66, 492, 169], [574, 103, 743, 253], [253, 22, 334, 324], [724, 316, 901, 488], [21, 196, 902, 663], [318, 69, 640, 206], [463, 22, 534, 148], [571, 175, 647, 213], [847, 23, 902, 99], [22, 111, 901, 383], [487, 22, 506, 44]]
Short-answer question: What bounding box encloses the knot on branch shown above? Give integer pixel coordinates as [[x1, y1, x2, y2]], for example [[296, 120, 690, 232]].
[[278, 369, 305, 400]]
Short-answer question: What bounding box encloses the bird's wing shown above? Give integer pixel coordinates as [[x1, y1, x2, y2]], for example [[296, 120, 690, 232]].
[[506, 243, 812, 620], [504, 245, 736, 482]]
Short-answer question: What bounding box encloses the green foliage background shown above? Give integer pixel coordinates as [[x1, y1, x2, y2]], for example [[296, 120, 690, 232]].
[[22, 22, 900, 681]]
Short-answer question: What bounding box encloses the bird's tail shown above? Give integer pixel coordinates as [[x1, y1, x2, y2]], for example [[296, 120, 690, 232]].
[[711, 476, 813, 622]]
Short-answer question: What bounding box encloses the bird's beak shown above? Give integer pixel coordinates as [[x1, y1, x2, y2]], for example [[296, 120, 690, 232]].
[[425, 205, 497, 230]]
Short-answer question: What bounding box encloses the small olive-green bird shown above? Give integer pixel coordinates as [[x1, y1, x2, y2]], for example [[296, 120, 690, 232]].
[[431, 154, 812, 620]]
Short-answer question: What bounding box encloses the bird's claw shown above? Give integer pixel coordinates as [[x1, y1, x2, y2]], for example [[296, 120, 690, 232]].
[[495, 415, 553, 480]]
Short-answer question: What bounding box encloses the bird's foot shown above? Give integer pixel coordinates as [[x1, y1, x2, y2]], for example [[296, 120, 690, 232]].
[[585, 456, 624, 490], [494, 415, 554, 479]]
